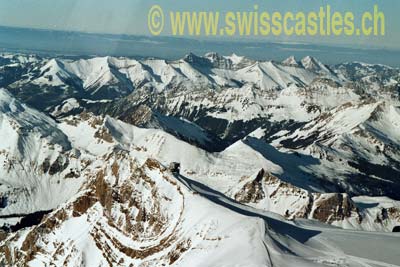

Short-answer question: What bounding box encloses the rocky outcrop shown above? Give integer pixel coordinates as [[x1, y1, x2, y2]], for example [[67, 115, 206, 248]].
[[234, 169, 266, 203], [0, 152, 189, 266], [312, 193, 360, 224], [234, 169, 363, 225]]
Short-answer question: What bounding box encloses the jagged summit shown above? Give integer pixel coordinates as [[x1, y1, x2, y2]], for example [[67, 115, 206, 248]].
[[282, 56, 301, 67], [301, 55, 333, 74]]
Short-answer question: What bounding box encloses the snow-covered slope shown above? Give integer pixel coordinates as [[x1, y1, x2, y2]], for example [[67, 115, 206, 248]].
[[0, 154, 273, 267], [271, 100, 400, 198], [0, 89, 83, 216]]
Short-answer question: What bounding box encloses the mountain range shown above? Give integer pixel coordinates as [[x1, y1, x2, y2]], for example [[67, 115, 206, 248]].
[[0, 52, 399, 266]]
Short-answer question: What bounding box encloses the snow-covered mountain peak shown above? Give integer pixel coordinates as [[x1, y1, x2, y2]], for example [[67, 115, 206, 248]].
[[183, 52, 209, 66], [204, 52, 233, 69], [282, 56, 301, 67], [204, 51, 222, 59], [35, 58, 73, 87], [226, 53, 245, 63], [40, 58, 63, 72], [301, 56, 330, 73], [301, 55, 319, 67]]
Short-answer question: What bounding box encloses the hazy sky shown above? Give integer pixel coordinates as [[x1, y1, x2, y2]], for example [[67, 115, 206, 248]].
[[0, 0, 399, 49]]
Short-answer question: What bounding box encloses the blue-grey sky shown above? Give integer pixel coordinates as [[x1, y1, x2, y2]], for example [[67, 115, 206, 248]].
[[0, 0, 399, 49]]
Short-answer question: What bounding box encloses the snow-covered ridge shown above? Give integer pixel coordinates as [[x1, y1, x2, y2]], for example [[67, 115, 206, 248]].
[[0, 89, 82, 217], [2, 52, 349, 100]]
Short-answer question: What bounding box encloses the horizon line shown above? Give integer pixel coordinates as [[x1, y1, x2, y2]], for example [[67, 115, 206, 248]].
[[0, 24, 399, 52]]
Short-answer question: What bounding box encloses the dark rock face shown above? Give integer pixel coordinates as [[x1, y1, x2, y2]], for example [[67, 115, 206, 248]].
[[312, 194, 360, 224], [42, 156, 70, 175], [0, 197, 7, 209], [234, 169, 266, 203], [0, 210, 52, 233]]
